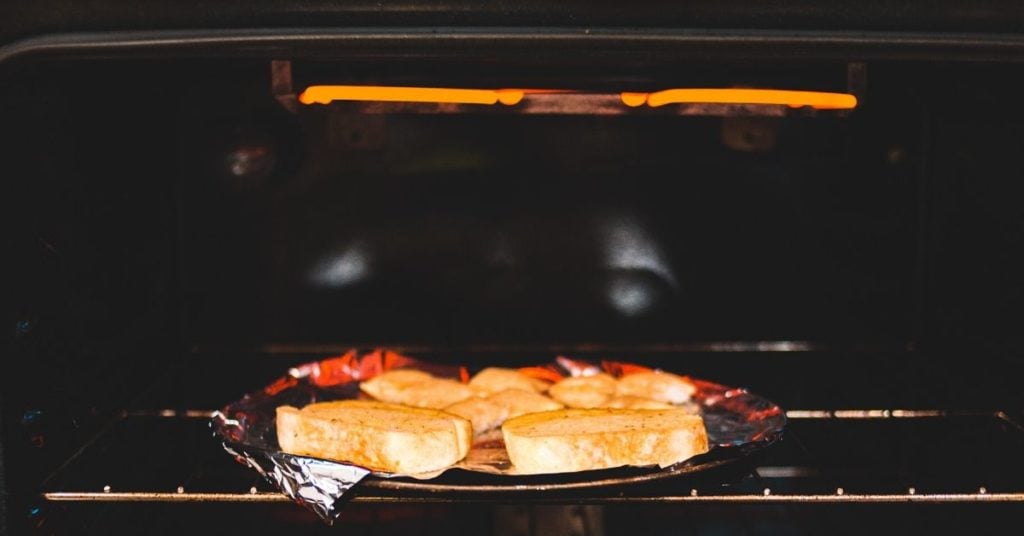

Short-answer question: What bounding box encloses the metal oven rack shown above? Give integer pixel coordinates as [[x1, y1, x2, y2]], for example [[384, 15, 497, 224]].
[[17, 346, 1024, 534], [40, 408, 1024, 506]]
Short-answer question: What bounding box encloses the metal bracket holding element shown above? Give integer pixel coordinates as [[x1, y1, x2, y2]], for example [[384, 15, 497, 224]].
[[847, 61, 868, 106], [271, 60, 297, 113]]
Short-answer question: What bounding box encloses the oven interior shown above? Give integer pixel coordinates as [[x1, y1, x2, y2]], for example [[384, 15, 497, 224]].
[[3, 51, 1024, 534]]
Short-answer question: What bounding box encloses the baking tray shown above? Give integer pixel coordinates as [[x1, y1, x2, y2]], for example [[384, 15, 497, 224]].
[[212, 349, 786, 522]]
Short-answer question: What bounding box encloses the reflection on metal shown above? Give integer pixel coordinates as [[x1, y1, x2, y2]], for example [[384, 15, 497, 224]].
[[995, 411, 1024, 431], [229, 341, 912, 354], [517, 93, 626, 115], [43, 491, 1024, 504], [786, 409, 963, 419], [600, 214, 677, 318], [721, 116, 780, 153], [270, 60, 297, 113], [606, 277, 656, 317], [309, 243, 372, 288], [601, 215, 677, 288], [122, 409, 216, 418], [756, 466, 820, 478], [702, 341, 815, 352], [45, 491, 289, 503]]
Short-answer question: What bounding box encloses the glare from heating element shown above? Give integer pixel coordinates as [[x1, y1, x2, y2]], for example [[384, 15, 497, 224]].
[[635, 89, 858, 109], [299, 85, 526, 106]]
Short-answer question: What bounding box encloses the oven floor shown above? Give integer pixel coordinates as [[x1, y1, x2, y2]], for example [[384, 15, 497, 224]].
[[32, 409, 1024, 534]]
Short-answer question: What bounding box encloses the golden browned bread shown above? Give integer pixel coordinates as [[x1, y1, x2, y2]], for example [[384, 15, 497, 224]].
[[360, 369, 475, 409], [357, 369, 434, 400], [501, 408, 708, 475], [599, 395, 674, 410], [443, 396, 507, 435], [616, 371, 696, 404], [276, 400, 471, 474], [487, 388, 564, 417], [444, 388, 564, 435], [548, 373, 618, 408], [468, 367, 551, 395]]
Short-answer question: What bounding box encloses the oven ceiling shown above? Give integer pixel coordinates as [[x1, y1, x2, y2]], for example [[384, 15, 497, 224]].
[[4, 0, 1024, 44]]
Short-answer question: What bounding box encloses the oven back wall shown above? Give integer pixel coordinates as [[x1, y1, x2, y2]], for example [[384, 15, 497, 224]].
[[176, 62, 920, 348]]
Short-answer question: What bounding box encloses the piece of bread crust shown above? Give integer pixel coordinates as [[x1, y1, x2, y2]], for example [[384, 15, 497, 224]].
[[616, 371, 696, 404], [469, 367, 551, 395], [276, 400, 471, 474], [502, 408, 708, 475], [548, 373, 618, 408]]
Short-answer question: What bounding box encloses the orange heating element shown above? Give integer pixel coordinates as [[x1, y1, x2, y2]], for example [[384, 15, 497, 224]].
[[297, 85, 858, 110], [629, 88, 858, 109], [299, 85, 526, 105]]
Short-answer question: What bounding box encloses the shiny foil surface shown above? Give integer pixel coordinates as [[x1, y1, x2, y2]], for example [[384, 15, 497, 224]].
[[212, 349, 786, 522]]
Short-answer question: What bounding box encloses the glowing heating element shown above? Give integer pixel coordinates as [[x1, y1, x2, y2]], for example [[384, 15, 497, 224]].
[[299, 85, 525, 106], [630, 89, 858, 109]]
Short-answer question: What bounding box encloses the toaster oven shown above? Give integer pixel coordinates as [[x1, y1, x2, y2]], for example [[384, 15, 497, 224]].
[[4, 1, 1024, 534]]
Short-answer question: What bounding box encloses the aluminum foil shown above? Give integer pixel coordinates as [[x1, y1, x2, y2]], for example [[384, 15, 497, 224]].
[[212, 349, 786, 523]]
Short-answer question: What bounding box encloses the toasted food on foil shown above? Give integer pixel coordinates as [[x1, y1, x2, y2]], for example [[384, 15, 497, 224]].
[[599, 395, 675, 410], [360, 369, 475, 409], [548, 372, 618, 408], [468, 367, 551, 395], [486, 388, 563, 418], [276, 400, 471, 474], [616, 370, 696, 404], [445, 388, 564, 435], [443, 396, 507, 435], [501, 408, 709, 475]]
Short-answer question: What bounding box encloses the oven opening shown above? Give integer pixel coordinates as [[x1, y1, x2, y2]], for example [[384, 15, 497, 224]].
[[4, 51, 1024, 534]]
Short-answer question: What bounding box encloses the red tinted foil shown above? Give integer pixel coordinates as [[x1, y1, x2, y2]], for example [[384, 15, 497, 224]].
[[212, 350, 786, 523]]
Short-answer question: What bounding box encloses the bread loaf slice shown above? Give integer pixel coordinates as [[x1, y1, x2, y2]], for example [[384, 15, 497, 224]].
[[469, 367, 551, 395], [600, 395, 674, 410], [548, 373, 618, 408], [444, 388, 564, 435], [501, 408, 708, 475], [616, 371, 695, 404], [487, 388, 563, 418], [276, 400, 471, 474], [360, 369, 475, 409], [443, 396, 507, 435]]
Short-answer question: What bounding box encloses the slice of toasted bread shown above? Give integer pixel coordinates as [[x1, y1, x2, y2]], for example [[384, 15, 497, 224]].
[[276, 400, 471, 474], [444, 397, 508, 435], [548, 373, 618, 408], [468, 367, 551, 395], [616, 371, 696, 404], [358, 369, 435, 400], [600, 395, 675, 410], [444, 389, 563, 434], [360, 370, 475, 409], [487, 388, 564, 418], [501, 408, 709, 475]]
